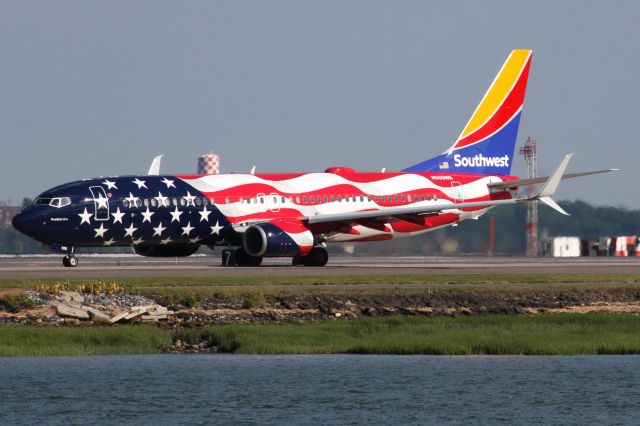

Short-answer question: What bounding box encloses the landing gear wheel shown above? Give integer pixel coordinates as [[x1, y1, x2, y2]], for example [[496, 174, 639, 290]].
[[63, 255, 78, 268], [234, 247, 263, 267], [301, 247, 329, 267]]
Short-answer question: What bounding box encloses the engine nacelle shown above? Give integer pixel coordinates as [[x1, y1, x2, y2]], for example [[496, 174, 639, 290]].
[[133, 244, 199, 257], [243, 222, 314, 257]]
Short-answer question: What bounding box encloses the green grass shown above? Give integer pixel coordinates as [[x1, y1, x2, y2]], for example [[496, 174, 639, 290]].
[[174, 314, 640, 355], [2, 274, 640, 300], [0, 325, 171, 356], [3, 314, 640, 356]]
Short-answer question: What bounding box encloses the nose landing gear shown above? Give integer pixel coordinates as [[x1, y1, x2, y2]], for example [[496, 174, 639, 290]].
[[62, 255, 79, 268]]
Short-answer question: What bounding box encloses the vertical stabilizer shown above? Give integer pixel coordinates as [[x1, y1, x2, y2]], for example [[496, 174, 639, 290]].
[[404, 50, 532, 175]]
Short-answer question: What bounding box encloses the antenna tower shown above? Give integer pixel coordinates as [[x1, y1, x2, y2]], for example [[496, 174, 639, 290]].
[[519, 137, 538, 256]]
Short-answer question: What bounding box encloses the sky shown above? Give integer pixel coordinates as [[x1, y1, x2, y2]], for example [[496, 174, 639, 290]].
[[0, 1, 637, 207]]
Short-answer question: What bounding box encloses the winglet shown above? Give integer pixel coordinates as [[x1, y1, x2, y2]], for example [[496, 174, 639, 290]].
[[536, 153, 573, 198], [148, 154, 164, 176], [539, 197, 569, 215], [533, 153, 574, 215]]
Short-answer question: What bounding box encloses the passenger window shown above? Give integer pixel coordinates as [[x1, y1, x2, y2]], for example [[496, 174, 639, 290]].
[[401, 195, 405, 202], [324, 196, 328, 203], [203, 198, 208, 206], [296, 196, 301, 203], [303, 196, 308, 203], [421, 195, 425, 201], [123, 200, 129, 208], [273, 197, 277, 204], [144, 199, 150, 207], [209, 198, 215, 205], [434, 195, 438, 201], [367, 196, 372, 202], [180, 198, 186, 206], [281, 197, 286, 203], [151, 199, 157, 207], [226, 197, 230, 204], [331, 196, 335, 202], [196, 198, 202, 206]]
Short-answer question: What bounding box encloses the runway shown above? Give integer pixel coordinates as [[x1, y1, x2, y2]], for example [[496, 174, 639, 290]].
[[1, 254, 640, 279]]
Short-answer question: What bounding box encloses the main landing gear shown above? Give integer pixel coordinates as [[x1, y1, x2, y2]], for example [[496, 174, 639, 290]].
[[221, 247, 263, 267], [62, 255, 78, 268], [221, 246, 329, 267], [293, 246, 329, 267]]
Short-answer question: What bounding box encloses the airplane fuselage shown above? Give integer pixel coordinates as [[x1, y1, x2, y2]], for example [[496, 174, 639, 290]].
[[12, 169, 518, 258]]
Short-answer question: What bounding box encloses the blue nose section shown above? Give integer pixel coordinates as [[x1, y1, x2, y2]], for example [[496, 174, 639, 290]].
[[12, 209, 39, 238]]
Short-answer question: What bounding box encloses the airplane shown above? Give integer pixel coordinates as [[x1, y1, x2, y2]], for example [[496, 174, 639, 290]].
[[12, 49, 616, 267]]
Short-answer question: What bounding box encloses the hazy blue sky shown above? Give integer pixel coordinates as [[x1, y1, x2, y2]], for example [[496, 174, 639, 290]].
[[1, 1, 637, 207]]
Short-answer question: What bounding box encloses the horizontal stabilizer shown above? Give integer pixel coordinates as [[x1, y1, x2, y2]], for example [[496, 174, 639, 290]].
[[488, 168, 619, 190]]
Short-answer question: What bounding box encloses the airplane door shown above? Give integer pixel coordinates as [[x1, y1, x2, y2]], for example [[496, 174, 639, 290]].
[[451, 182, 464, 202], [89, 186, 110, 221], [268, 193, 281, 213], [256, 193, 266, 211]]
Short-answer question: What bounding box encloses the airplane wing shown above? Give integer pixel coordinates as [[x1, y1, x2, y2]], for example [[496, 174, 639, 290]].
[[305, 154, 575, 226]]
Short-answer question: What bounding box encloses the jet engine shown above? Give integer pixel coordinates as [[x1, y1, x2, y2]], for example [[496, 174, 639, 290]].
[[243, 222, 314, 257], [133, 244, 200, 257]]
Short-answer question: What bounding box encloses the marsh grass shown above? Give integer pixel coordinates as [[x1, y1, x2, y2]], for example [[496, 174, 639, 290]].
[[175, 314, 640, 355], [0, 326, 170, 356], [3, 315, 640, 356], [2, 274, 640, 300]]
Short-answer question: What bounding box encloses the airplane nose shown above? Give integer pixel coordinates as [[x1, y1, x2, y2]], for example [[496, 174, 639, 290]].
[[12, 210, 38, 237]]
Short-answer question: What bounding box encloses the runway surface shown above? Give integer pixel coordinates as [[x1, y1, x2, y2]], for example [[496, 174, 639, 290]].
[[1, 254, 640, 279]]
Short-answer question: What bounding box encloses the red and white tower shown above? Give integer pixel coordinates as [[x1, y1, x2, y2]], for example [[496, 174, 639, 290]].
[[520, 137, 538, 256], [197, 152, 220, 175]]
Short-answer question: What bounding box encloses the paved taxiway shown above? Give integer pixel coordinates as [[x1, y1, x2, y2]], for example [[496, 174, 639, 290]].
[[1, 255, 639, 279]]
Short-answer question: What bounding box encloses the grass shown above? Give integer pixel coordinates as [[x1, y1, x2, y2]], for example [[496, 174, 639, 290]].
[[175, 314, 640, 355], [2, 274, 640, 301], [3, 314, 640, 356], [0, 326, 170, 356]]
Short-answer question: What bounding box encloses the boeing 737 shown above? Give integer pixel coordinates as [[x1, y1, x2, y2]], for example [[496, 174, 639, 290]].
[[12, 50, 615, 267]]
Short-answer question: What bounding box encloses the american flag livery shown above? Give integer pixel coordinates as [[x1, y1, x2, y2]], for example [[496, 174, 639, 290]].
[[12, 49, 614, 267], [177, 169, 514, 249]]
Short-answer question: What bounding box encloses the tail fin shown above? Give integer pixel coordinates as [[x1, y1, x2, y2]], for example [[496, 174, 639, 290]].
[[404, 49, 532, 175]]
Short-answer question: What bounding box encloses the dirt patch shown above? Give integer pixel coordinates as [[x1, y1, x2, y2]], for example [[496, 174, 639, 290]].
[[2, 289, 640, 327], [0, 288, 25, 297]]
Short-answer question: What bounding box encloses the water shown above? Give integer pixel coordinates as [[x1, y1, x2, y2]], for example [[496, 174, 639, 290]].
[[1, 355, 639, 425]]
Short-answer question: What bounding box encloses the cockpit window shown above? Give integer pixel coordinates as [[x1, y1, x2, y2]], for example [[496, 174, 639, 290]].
[[35, 198, 52, 205], [35, 197, 71, 208]]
